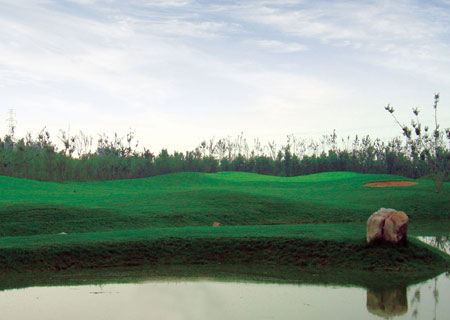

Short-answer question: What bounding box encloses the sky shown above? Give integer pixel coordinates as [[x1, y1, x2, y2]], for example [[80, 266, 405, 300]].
[[0, 0, 449, 151]]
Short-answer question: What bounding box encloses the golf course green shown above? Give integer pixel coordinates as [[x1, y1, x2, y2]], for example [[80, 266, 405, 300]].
[[0, 171, 449, 277]]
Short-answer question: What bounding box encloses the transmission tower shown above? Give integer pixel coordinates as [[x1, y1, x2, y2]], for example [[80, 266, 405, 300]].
[[6, 109, 16, 138]]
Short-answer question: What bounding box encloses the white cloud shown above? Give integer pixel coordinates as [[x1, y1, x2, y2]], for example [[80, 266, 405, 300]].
[[251, 40, 308, 53], [0, 0, 449, 150], [236, 1, 450, 82]]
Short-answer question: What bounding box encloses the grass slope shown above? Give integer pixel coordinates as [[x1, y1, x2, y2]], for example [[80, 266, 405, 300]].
[[0, 225, 448, 276], [0, 171, 449, 237], [0, 171, 448, 275]]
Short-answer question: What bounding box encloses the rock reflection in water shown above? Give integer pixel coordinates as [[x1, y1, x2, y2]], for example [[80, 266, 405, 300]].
[[0, 272, 449, 319], [367, 287, 408, 317]]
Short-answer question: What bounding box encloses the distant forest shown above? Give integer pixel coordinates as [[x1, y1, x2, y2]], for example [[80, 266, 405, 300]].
[[1, 126, 449, 182]]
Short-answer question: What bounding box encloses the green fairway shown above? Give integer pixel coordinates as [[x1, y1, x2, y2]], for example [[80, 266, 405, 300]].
[[0, 171, 448, 274], [0, 171, 449, 237]]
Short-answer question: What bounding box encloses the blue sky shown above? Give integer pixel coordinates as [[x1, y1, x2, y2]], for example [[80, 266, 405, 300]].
[[0, 0, 449, 151]]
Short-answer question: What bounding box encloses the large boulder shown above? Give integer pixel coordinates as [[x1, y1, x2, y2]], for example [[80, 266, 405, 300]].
[[367, 208, 409, 244]]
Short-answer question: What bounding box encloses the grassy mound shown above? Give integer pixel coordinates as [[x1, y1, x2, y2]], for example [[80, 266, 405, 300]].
[[0, 171, 448, 274], [0, 171, 449, 237], [0, 225, 448, 276]]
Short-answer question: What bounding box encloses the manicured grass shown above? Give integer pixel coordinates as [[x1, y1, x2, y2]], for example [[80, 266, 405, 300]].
[[0, 171, 449, 237], [0, 171, 448, 275], [0, 224, 365, 248]]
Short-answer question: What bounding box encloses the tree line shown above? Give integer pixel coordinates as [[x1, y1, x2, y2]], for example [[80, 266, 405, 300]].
[[0, 128, 448, 182], [1, 95, 448, 183]]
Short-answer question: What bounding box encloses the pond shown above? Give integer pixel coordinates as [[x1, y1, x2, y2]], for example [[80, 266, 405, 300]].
[[0, 271, 449, 319], [0, 234, 448, 319], [417, 236, 450, 255]]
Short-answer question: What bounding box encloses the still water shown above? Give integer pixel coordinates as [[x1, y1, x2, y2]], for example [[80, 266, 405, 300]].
[[417, 236, 450, 255], [0, 272, 449, 320], [0, 236, 448, 319]]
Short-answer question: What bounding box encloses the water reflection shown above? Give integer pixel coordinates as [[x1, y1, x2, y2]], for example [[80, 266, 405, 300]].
[[417, 236, 450, 254], [0, 272, 448, 319], [367, 287, 407, 317], [408, 272, 449, 320]]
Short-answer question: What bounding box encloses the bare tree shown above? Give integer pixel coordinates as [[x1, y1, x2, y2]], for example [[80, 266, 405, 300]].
[[215, 138, 227, 159], [6, 109, 16, 140], [267, 140, 278, 160], [385, 94, 450, 192], [75, 131, 93, 157], [207, 137, 216, 157], [253, 137, 264, 156], [308, 139, 319, 156], [58, 130, 76, 157]]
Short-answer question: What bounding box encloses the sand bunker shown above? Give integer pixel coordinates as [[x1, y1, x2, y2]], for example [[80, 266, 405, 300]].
[[364, 181, 417, 187]]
